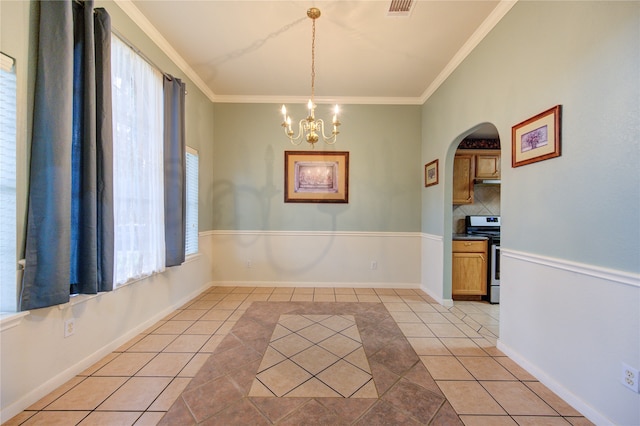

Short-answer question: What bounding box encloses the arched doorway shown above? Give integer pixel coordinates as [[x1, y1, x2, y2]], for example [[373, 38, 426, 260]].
[[444, 122, 501, 307]]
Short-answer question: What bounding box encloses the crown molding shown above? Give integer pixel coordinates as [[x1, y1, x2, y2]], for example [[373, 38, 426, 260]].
[[211, 94, 424, 105], [113, 0, 217, 103], [420, 0, 518, 103], [114, 0, 516, 106]]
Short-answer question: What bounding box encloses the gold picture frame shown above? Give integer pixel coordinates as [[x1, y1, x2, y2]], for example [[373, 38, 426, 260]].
[[284, 151, 349, 203], [512, 105, 562, 167], [424, 159, 439, 187]]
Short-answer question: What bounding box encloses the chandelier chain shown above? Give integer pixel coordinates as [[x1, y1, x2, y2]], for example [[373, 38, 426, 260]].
[[280, 7, 340, 147], [311, 17, 316, 102]]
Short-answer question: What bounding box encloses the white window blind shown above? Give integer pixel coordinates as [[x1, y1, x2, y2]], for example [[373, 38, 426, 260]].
[[185, 147, 198, 256], [0, 52, 17, 311], [111, 36, 165, 286]]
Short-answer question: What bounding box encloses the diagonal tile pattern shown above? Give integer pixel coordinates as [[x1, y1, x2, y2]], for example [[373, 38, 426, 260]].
[[3, 287, 594, 426], [163, 301, 449, 424], [248, 314, 376, 398]]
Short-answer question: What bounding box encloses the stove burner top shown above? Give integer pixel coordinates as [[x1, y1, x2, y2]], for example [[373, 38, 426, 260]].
[[467, 230, 500, 237], [465, 215, 501, 241]]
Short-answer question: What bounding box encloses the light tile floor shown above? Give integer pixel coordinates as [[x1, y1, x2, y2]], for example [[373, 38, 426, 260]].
[[3, 287, 593, 425]]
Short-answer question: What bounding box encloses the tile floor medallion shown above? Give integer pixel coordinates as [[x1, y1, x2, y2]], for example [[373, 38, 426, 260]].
[[160, 302, 459, 425], [248, 314, 377, 398]]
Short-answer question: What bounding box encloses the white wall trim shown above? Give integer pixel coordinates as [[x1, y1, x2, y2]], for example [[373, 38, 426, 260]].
[[419, 285, 453, 307], [0, 311, 29, 332], [212, 94, 424, 105], [0, 283, 211, 423], [420, 0, 518, 103], [114, 1, 517, 106], [420, 233, 447, 304], [210, 280, 420, 289], [501, 248, 640, 288], [207, 230, 422, 287], [497, 340, 611, 426], [420, 232, 444, 242], [500, 249, 639, 425], [113, 0, 217, 102], [202, 229, 420, 238]]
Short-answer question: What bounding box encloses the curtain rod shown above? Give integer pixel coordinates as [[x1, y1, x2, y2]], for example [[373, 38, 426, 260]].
[[111, 27, 187, 93], [71, 1, 160, 73], [111, 27, 166, 78], [71, 1, 187, 93]]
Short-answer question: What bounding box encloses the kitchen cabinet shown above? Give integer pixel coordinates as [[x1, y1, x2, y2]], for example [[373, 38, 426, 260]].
[[452, 239, 487, 299], [475, 151, 501, 179], [453, 154, 474, 205], [453, 150, 501, 205]]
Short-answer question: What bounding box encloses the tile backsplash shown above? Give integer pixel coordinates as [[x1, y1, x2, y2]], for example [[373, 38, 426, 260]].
[[452, 185, 501, 233]]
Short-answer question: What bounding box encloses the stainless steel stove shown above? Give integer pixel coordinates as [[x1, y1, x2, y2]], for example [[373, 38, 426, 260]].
[[465, 215, 501, 304]]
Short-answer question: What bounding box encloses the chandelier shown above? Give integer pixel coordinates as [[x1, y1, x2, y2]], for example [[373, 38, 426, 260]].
[[281, 8, 340, 147]]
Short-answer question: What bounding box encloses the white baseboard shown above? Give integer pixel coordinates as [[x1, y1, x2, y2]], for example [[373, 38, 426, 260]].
[[419, 284, 453, 307], [0, 283, 211, 423], [497, 340, 610, 426], [499, 249, 640, 426]]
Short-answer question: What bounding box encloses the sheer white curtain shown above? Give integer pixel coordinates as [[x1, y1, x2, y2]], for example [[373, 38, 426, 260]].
[[111, 36, 165, 286], [185, 147, 199, 256], [0, 54, 17, 310]]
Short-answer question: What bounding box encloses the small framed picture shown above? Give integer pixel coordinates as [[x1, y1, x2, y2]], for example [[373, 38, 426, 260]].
[[284, 151, 349, 203], [424, 159, 439, 187], [512, 105, 562, 167]]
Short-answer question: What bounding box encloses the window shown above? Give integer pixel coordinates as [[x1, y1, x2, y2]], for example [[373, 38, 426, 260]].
[[0, 53, 16, 311], [111, 36, 165, 286], [185, 147, 199, 256]]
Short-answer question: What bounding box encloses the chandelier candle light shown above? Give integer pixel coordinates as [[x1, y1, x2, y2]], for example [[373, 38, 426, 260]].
[[281, 7, 340, 147]]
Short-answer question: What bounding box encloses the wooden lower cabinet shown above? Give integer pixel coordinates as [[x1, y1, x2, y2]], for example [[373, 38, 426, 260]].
[[452, 240, 487, 298]]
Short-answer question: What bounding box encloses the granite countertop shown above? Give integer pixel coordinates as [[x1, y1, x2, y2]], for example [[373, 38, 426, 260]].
[[452, 233, 489, 241]]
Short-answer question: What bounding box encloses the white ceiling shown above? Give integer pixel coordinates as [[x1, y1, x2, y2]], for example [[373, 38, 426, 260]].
[[122, 0, 514, 106]]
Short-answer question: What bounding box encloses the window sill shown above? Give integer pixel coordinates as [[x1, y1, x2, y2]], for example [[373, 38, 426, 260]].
[[185, 252, 203, 263], [7, 253, 204, 315], [57, 292, 104, 310], [0, 311, 30, 332], [112, 252, 203, 291]]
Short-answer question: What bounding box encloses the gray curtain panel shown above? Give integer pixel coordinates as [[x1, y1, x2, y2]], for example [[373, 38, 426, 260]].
[[21, 1, 74, 310], [21, 1, 113, 310], [163, 76, 186, 267], [93, 7, 114, 293]]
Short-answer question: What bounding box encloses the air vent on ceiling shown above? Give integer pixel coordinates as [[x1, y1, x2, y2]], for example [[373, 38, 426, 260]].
[[388, 0, 414, 17]]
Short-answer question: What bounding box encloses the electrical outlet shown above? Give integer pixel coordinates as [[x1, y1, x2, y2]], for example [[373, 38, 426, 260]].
[[246, 260, 252, 269], [370, 261, 378, 270], [621, 363, 639, 393], [64, 318, 75, 338]]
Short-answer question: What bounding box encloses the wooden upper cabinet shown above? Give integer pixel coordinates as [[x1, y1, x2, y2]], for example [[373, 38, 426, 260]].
[[453, 150, 501, 205], [453, 154, 474, 205], [475, 151, 501, 179]]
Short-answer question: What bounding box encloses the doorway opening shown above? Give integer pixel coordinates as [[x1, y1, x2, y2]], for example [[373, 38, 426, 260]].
[[447, 122, 501, 309]]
